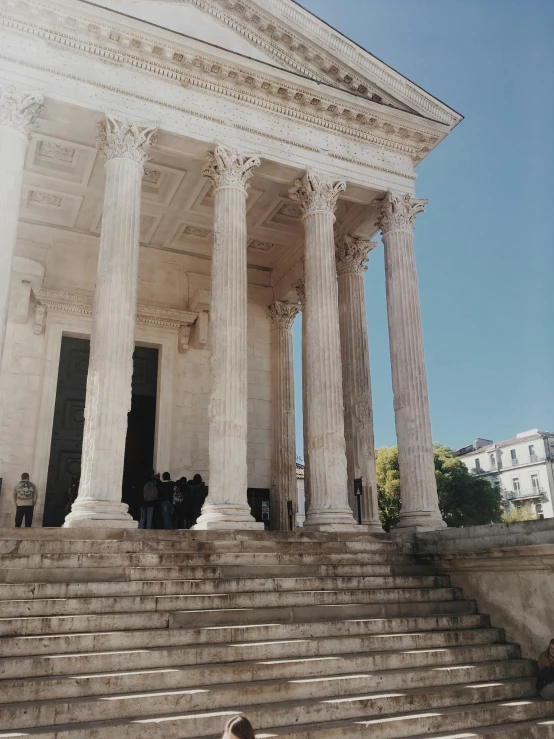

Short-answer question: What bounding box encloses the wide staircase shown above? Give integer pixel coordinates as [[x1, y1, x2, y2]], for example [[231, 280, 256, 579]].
[[0, 529, 552, 738]]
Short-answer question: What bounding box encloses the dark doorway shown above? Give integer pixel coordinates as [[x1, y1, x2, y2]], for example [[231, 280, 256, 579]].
[[247, 488, 271, 531], [43, 337, 158, 527]]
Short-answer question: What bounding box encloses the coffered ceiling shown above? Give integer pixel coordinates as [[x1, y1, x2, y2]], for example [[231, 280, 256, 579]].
[[19, 98, 380, 281]]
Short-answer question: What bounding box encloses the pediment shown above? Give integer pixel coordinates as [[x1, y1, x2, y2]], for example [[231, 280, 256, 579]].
[[93, 0, 461, 128], [92, 1, 285, 66]]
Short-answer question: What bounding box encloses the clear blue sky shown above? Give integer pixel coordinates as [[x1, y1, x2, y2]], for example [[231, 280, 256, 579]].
[[293, 0, 554, 457]]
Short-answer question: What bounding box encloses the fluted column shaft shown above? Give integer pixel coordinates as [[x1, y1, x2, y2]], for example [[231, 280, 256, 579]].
[[194, 146, 263, 530], [336, 237, 382, 531], [65, 118, 156, 528], [0, 87, 43, 368], [378, 192, 445, 531], [268, 300, 299, 530], [294, 279, 311, 518], [290, 172, 358, 530]]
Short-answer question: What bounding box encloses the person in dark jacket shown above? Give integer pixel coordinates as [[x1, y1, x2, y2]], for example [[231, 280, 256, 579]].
[[159, 472, 174, 529], [140, 472, 158, 530], [538, 639, 554, 700], [189, 473, 208, 526], [172, 477, 188, 529]]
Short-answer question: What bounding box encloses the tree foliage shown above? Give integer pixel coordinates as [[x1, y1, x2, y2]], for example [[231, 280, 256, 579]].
[[376, 444, 503, 531], [501, 505, 537, 523]]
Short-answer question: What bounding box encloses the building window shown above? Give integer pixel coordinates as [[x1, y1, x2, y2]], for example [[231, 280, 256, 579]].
[[490, 454, 496, 468], [529, 444, 537, 461], [512, 478, 520, 492], [510, 449, 517, 465], [475, 458, 481, 471], [531, 474, 540, 493]]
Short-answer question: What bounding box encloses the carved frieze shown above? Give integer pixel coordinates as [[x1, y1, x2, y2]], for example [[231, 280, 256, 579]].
[[33, 289, 198, 350], [0, 1, 450, 164]]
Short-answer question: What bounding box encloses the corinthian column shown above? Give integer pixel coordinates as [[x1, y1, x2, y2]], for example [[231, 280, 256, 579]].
[[0, 86, 43, 367], [377, 191, 445, 531], [293, 277, 311, 520], [289, 172, 358, 531], [64, 117, 157, 528], [194, 145, 263, 530], [268, 300, 300, 530], [336, 236, 382, 531]]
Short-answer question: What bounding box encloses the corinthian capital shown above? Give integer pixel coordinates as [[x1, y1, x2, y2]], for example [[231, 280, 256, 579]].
[[268, 300, 300, 331], [293, 278, 305, 307], [0, 86, 44, 138], [376, 191, 428, 235], [202, 144, 260, 194], [289, 170, 346, 218], [335, 236, 377, 276], [97, 116, 157, 166]]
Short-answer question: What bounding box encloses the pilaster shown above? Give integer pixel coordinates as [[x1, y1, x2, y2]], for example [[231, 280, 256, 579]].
[[0, 85, 43, 369]]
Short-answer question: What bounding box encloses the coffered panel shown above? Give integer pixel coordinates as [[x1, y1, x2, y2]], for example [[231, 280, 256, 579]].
[[20, 185, 84, 228], [25, 134, 97, 186]]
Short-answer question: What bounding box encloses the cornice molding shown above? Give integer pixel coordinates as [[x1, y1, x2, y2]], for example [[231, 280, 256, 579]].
[[149, 0, 461, 127], [33, 288, 198, 351], [0, 0, 447, 164]]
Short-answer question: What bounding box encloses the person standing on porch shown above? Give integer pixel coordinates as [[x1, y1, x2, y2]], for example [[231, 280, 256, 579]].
[[159, 472, 174, 529], [13, 473, 38, 528]]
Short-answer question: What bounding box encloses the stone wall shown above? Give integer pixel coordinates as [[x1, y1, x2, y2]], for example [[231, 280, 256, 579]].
[[0, 236, 273, 526], [408, 520, 554, 660]]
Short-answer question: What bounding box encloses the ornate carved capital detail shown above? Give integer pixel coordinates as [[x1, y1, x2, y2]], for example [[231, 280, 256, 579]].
[[97, 116, 157, 166], [289, 170, 346, 218], [0, 86, 44, 138], [293, 278, 305, 308], [268, 300, 300, 331], [335, 236, 377, 276], [202, 144, 260, 195], [376, 191, 428, 235]]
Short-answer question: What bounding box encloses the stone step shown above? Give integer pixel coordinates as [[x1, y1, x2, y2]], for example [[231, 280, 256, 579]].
[[0, 551, 406, 569], [0, 627, 510, 680], [0, 584, 460, 619], [222, 700, 554, 739], [0, 538, 396, 555], [0, 596, 476, 636], [0, 678, 537, 737], [0, 562, 432, 584], [0, 612, 490, 658], [0, 575, 450, 601], [0, 648, 528, 705]]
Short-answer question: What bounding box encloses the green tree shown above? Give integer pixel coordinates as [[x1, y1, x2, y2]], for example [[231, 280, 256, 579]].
[[501, 505, 537, 523], [375, 444, 503, 531]]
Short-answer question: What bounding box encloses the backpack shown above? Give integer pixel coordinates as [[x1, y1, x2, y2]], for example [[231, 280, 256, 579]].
[[17, 481, 35, 501], [143, 481, 158, 502], [173, 484, 184, 505]]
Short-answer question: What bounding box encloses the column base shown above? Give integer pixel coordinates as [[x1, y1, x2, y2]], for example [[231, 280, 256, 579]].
[[362, 519, 385, 532], [63, 500, 137, 529], [395, 509, 447, 533], [302, 508, 360, 532], [191, 503, 265, 531]]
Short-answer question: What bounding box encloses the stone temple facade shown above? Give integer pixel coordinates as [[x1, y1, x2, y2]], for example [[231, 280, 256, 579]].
[[0, 0, 462, 532]]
